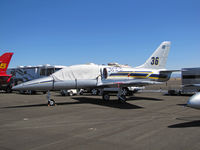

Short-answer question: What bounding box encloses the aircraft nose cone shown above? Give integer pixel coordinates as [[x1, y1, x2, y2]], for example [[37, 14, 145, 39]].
[[187, 92, 200, 109], [12, 76, 54, 91], [12, 84, 24, 90]]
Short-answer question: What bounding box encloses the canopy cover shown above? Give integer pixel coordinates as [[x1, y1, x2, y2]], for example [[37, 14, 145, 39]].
[[52, 64, 101, 81]]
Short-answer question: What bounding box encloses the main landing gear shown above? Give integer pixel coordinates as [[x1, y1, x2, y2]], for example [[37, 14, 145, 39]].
[[47, 91, 55, 106], [102, 88, 127, 102], [117, 88, 127, 102]]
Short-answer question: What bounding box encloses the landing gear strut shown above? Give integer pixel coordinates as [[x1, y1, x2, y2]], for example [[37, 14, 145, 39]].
[[47, 91, 55, 106], [117, 88, 127, 102], [101, 87, 127, 102]]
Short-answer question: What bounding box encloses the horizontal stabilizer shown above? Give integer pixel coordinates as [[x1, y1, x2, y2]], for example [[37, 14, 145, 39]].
[[183, 84, 200, 87], [160, 70, 180, 73]]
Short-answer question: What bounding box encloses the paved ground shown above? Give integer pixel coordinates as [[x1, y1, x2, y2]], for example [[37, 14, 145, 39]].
[[0, 92, 200, 150]]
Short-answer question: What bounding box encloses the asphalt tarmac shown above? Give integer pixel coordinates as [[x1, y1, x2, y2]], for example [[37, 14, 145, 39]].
[[0, 92, 200, 150]]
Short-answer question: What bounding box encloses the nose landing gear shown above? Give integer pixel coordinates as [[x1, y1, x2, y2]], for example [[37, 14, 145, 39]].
[[47, 91, 56, 106]]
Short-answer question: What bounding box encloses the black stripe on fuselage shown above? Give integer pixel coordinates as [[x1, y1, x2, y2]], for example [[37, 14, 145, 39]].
[[149, 74, 169, 79]]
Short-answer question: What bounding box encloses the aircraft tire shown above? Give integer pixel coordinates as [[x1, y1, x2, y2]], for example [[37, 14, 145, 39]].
[[48, 99, 55, 106], [122, 88, 128, 95], [102, 93, 110, 101], [68, 91, 73, 96]]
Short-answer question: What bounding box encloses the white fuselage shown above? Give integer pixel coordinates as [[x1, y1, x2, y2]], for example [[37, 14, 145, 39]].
[[12, 64, 171, 91], [12, 41, 173, 92]]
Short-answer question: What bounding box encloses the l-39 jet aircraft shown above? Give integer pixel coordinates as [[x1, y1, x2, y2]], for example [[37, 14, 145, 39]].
[[13, 41, 175, 106]]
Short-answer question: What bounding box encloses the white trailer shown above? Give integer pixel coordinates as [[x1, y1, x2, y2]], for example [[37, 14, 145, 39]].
[[167, 67, 200, 95], [181, 67, 200, 94]]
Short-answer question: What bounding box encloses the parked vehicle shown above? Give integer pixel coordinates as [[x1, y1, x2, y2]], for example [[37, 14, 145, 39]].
[[167, 67, 200, 95], [60, 89, 84, 96]]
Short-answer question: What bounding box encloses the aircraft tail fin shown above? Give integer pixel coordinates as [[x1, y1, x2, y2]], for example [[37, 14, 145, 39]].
[[0, 52, 14, 74], [136, 41, 171, 69]]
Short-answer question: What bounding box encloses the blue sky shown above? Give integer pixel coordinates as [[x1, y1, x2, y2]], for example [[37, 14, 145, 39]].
[[0, 0, 199, 69]]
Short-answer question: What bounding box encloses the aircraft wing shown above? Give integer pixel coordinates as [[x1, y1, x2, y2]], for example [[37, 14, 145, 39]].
[[183, 84, 200, 87], [97, 79, 162, 88]]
